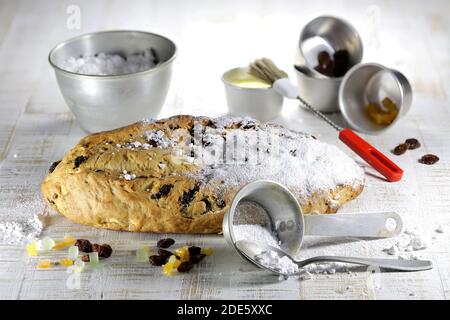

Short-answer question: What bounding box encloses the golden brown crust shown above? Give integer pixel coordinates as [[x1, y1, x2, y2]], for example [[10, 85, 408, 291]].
[[41, 115, 364, 234]]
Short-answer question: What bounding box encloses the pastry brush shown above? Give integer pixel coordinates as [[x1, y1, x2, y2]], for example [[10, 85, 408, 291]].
[[249, 58, 403, 182]]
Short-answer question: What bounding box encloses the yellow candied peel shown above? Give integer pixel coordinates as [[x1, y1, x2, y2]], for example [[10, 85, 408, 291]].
[[174, 246, 190, 262], [162, 255, 181, 276], [26, 242, 38, 257], [201, 247, 213, 256], [161, 246, 213, 276]]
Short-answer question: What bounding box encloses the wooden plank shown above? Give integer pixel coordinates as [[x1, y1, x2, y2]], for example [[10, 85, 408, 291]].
[[0, 0, 450, 300], [0, 1, 19, 46]]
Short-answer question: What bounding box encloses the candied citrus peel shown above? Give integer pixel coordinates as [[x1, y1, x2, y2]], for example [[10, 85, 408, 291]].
[[162, 264, 174, 276], [162, 255, 181, 276], [36, 236, 55, 251], [136, 245, 149, 262], [366, 97, 399, 126], [68, 246, 79, 260], [26, 242, 38, 257], [88, 252, 99, 268], [37, 259, 52, 269], [174, 246, 190, 262], [59, 258, 74, 267], [201, 247, 213, 256], [52, 242, 65, 250], [53, 235, 76, 250], [73, 259, 85, 273]]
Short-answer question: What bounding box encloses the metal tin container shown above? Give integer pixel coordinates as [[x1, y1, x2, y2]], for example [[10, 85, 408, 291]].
[[222, 67, 283, 122], [293, 65, 341, 113], [339, 63, 413, 134], [296, 16, 363, 79], [49, 30, 177, 133]]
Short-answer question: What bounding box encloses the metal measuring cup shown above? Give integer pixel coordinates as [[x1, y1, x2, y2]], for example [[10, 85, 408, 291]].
[[294, 16, 363, 113], [222, 180, 403, 265], [339, 63, 413, 134], [295, 16, 363, 79]]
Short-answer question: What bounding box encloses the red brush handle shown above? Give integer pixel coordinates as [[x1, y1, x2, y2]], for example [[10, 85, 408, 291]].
[[339, 128, 403, 182]]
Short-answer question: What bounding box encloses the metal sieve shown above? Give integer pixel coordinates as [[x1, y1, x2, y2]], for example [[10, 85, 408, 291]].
[[223, 180, 403, 264]]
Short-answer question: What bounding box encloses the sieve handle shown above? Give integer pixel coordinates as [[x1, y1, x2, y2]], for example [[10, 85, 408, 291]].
[[303, 212, 403, 238]]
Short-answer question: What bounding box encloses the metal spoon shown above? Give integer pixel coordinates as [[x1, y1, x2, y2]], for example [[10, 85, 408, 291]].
[[236, 240, 433, 275]]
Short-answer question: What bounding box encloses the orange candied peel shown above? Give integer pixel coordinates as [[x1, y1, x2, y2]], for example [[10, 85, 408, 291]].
[[366, 97, 399, 126], [59, 258, 74, 267], [53, 235, 76, 250], [37, 259, 52, 269]]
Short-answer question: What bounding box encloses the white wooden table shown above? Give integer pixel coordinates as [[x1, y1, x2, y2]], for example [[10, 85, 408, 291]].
[[1, 0, 449, 300]]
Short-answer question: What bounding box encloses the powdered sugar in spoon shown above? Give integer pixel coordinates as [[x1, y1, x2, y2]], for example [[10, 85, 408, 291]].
[[236, 240, 433, 276]]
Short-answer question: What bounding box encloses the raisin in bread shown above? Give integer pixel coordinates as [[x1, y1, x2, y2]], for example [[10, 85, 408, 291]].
[[41, 115, 364, 233]]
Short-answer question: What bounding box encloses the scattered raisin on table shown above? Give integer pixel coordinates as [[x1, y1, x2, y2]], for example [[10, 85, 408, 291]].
[[157, 238, 175, 248], [177, 261, 194, 273], [189, 254, 206, 264], [81, 254, 90, 262], [405, 138, 421, 150], [75, 239, 93, 253], [188, 246, 201, 256], [149, 255, 167, 266], [158, 249, 174, 259], [419, 154, 439, 165], [393, 143, 408, 155], [95, 244, 112, 258]]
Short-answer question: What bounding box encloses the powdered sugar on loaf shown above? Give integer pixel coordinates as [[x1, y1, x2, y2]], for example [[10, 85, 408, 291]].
[[141, 116, 364, 198]]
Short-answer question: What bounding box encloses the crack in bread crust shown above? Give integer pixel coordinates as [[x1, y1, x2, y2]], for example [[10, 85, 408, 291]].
[[41, 115, 364, 234]]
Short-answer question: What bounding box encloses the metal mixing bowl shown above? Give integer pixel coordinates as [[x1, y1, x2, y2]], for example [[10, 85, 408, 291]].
[[49, 30, 177, 132], [296, 16, 363, 79]]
